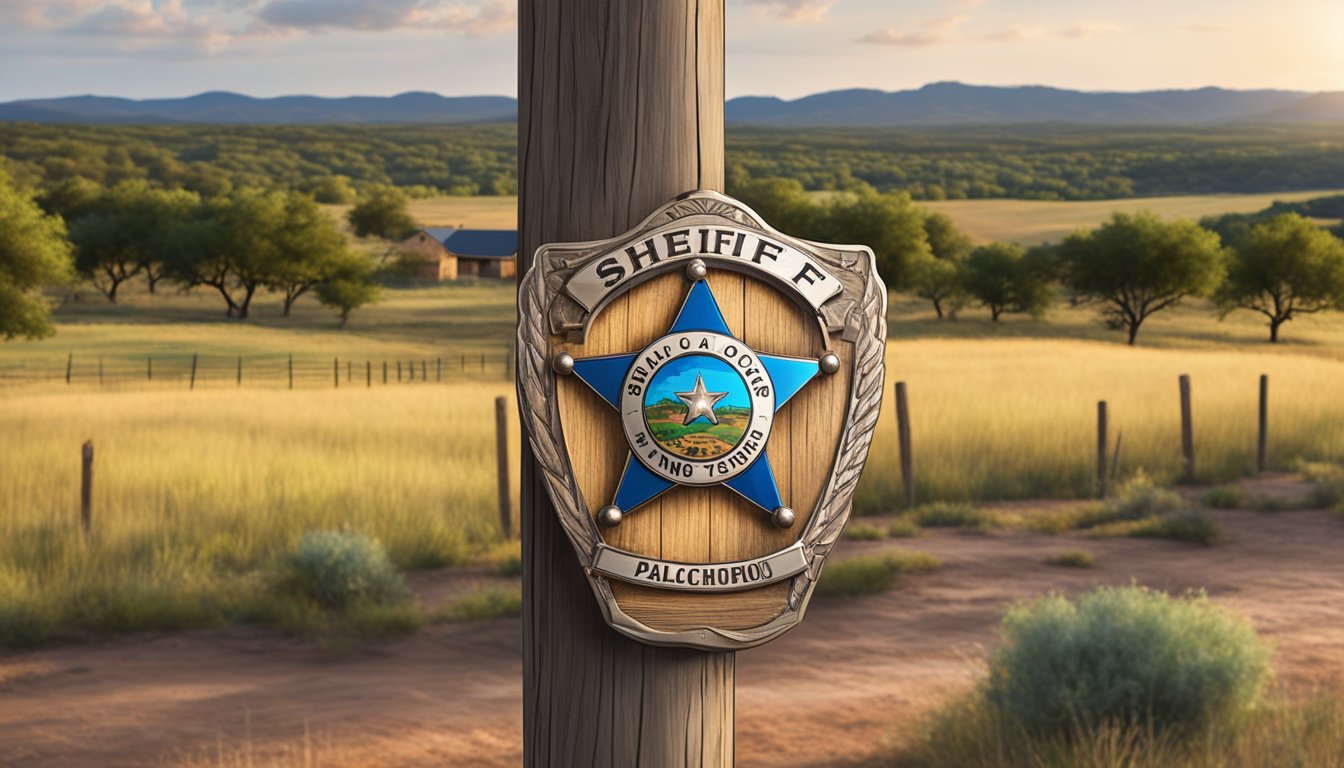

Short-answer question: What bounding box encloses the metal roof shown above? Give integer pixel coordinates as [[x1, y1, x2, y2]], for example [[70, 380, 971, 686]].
[[442, 229, 517, 259], [421, 227, 458, 243]]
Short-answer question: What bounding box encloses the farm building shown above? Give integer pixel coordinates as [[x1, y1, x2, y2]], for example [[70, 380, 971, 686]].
[[398, 227, 518, 280]]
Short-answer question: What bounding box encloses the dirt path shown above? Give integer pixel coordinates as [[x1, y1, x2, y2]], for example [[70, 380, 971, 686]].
[[3, 485, 1343, 767]]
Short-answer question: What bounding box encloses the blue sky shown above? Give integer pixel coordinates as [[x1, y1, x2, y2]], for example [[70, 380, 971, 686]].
[[647, 357, 750, 411], [1, 0, 1340, 101]]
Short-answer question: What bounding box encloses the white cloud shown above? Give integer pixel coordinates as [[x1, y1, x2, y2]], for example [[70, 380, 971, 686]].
[[857, 14, 968, 47], [739, 0, 836, 24], [861, 14, 1125, 47]]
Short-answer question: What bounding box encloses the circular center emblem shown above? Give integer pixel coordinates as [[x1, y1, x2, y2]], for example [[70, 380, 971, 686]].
[[620, 331, 775, 486]]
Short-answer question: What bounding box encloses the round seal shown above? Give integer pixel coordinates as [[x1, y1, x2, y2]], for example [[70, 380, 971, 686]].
[[620, 331, 775, 485]]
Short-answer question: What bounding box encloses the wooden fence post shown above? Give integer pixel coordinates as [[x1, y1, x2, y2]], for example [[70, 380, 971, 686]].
[[437, 357, 442, 382], [237, 355, 243, 387], [80, 441, 93, 536], [189, 353, 198, 390], [148, 356, 152, 382], [1257, 374, 1269, 474], [460, 351, 465, 371], [495, 396, 512, 538], [367, 361, 372, 388], [1179, 374, 1194, 483], [1111, 430, 1124, 485], [519, 2, 732, 763], [397, 361, 402, 382], [333, 357, 339, 388], [479, 351, 485, 372], [98, 357, 104, 386], [66, 352, 72, 384], [383, 361, 388, 384], [348, 360, 352, 383], [895, 381, 914, 507], [1097, 400, 1109, 498], [288, 354, 293, 390], [421, 360, 427, 381]]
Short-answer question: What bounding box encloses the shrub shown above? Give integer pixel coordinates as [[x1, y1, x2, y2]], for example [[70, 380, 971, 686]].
[[1202, 485, 1243, 509], [815, 552, 941, 598], [986, 586, 1271, 738], [887, 518, 922, 538], [278, 531, 409, 611], [1072, 472, 1185, 529], [1308, 477, 1344, 510], [433, 586, 522, 623], [1045, 551, 1095, 568], [1130, 510, 1223, 545], [909, 502, 996, 531], [844, 523, 885, 541]]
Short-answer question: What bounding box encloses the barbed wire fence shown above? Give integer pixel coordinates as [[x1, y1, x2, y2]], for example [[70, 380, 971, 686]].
[[0, 345, 516, 390]]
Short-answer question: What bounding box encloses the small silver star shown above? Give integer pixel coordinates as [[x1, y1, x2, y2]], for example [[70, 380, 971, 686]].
[[676, 373, 728, 425]]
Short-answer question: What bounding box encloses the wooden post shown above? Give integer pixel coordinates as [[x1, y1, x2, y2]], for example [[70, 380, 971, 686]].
[[437, 357, 442, 382], [334, 357, 339, 388], [895, 381, 914, 507], [383, 361, 388, 384], [1111, 430, 1124, 485], [189, 353, 198, 390], [288, 354, 293, 390], [80, 441, 93, 536], [1257, 374, 1269, 473], [148, 356, 153, 381], [1179, 374, 1194, 483], [519, 3, 732, 765], [98, 357, 104, 386], [422, 359, 427, 381], [367, 361, 372, 388], [1097, 400, 1108, 498], [479, 351, 485, 372], [237, 355, 242, 386], [460, 351, 465, 371], [409, 359, 415, 382], [397, 360, 402, 382], [348, 360, 352, 383], [66, 352, 72, 384], [495, 396, 512, 538]]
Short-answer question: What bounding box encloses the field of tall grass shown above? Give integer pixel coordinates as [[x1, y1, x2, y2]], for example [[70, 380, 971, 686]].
[[0, 382, 518, 646]]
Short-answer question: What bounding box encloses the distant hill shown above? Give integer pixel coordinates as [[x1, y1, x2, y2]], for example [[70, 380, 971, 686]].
[[1, 83, 1340, 126], [0, 91, 517, 125]]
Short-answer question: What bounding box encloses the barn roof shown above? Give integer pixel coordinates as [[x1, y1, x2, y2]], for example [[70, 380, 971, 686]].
[[422, 227, 458, 243], [442, 229, 517, 259]]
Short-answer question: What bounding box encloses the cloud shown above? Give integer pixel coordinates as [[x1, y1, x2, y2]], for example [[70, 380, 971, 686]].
[[860, 14, 1125, 47], [857, 14, 968, 47], [0, 0, 514, 53], [738, 0, 835, 24]]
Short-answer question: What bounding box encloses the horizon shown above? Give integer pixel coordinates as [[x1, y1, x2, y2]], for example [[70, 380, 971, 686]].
[[0, 1, 1339, 102]]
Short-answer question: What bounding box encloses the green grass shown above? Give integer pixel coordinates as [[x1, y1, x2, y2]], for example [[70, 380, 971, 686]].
[[843, 523, 885, 541], [431, 585, 523, 623], [814, 551, 941, 598], [1127, 510, 1224, 546], [1045, 551, 1096, 568], [1202, 485, 1244, 509], [887, 518, 923, 538], [904, 502, 1001, 531]]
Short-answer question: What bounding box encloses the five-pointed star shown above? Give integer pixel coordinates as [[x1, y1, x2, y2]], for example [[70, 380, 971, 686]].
[[566, 278, 823, 520], [676, 374, 727, 425]]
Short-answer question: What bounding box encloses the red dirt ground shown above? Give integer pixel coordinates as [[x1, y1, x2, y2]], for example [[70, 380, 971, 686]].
[[2, 477, 1342, 767]]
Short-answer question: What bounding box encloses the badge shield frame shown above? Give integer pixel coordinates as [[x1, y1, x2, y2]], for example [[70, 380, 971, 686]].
[[517, 190, 886, 650]]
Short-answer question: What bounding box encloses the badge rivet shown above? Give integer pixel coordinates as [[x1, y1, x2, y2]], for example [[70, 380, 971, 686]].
[[819, 353, 840, 375], [685, 258, 708, 282], [552, 352, 575, 375], [771, 506, 796, 528], [597, 505, 624, 528]]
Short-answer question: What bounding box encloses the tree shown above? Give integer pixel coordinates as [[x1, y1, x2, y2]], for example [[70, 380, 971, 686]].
[[1061, 212, 1225, 345], [307, 175, 357, 204], [812, 187, 930, 291], [729, 175, 818, 235], [168, 188, 286, 319], [1216, 213, 1344, 342], [315, 253, 381, 328], [65, 181, 198, 301], [913, 212, 973, 318], [346, 185, 416, 241], [267, 194, 348, 316], [0, 169, 74, 339], [961, 242, 1054, 322]]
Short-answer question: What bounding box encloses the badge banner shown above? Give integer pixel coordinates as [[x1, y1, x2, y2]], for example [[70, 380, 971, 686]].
[[589, 542, 809, 593]]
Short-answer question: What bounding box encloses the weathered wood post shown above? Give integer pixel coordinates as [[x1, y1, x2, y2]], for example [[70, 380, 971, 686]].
[[1179, 373, 1194, 483], [495, 395, 512, 538], [437, 357, 442, 382], [383, 360, 388, 384], [98, 357, 104, 386], [190, 353, 198, 390], [422, 359, 427, 381], [1097, 400, 1109, 498], [237, 355, 243, 387], [333, 357, 339, 388], [397, 360, 402, 382], [519, 2, 732, 765], [367, 361, 372, 388], [148, 355, 153, 382], [80, 441, 93, 536], [1257, 374, 1268, 473], [287, 354, 293, 390], [895, 381, 915, 507], [66, 352, 72, 384]]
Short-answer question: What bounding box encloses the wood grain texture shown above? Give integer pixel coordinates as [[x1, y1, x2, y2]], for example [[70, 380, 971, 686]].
[[519, 2, 733, 766]]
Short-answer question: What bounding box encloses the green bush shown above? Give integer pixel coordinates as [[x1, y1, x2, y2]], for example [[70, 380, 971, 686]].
[[986, 586, 1271, 738], [909, 502, 996, 531], [278, 531, 409, 611], [1130, 510, 1223, 545], [815, 552, 940, 598], [887, 518, 922, 538], [1202, 485, 1243, 509], [1045, 551, 1095, 568], [1073, 472, 1185, 529], [1309, 477, 1344, 510], [433, 586, 522, 623], [844, 523, 885, 541]]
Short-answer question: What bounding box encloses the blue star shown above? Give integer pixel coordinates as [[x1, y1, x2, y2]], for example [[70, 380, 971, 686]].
[[567, 278, 822, 526]]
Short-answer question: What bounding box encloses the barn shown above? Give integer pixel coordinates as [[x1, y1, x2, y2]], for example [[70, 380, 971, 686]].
[[398, 228, 518, 280]]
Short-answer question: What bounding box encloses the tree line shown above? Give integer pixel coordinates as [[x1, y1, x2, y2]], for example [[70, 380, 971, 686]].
[[5, 122, 1344, 202], [734, 177, 1344, 344], [0, 170, 392, 338]]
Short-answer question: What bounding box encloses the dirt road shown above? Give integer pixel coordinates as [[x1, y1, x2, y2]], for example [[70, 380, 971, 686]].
[[3, 484, 1342, 767]]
